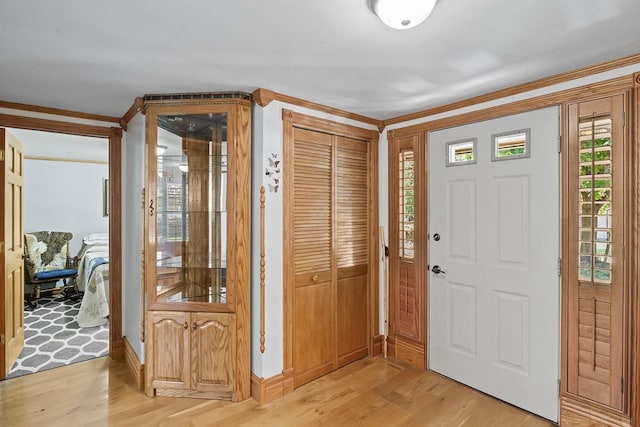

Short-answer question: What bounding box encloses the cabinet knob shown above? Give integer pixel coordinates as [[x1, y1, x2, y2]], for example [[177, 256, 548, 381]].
[[312, 274, 319, 283], [183, 322, 188, 330], [192, 322, 197, 331]]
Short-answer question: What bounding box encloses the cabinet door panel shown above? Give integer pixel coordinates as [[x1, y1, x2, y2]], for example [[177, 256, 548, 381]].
[[191, 312, 236, 396], [150, 311, 189, 390]]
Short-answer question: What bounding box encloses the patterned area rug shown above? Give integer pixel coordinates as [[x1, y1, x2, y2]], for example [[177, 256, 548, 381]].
[[6, 294, 109, 379]]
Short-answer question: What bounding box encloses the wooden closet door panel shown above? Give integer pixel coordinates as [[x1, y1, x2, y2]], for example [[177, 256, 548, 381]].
[[337, 272, 368, 366], [336, 137, 369, 367], [294, 282, 334, 386], [292, 128, 334, 387]]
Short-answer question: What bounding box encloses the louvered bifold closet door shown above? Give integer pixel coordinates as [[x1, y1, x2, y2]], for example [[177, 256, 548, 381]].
[[292, 128, 335, 387], [336, 136, 369, 368], [566, 95, 625, 411]]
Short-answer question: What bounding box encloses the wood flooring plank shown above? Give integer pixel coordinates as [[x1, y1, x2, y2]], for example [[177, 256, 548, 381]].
[[0, 356, 556, 427]]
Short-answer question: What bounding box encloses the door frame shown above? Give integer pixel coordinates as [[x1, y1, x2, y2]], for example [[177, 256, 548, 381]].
[[0, 112, 123, 360], [282, 109, 379, 389], [387, 75, 638, 425]]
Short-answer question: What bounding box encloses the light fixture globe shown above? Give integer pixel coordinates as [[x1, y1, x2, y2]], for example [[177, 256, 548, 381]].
[[368, 0, 436, 29]]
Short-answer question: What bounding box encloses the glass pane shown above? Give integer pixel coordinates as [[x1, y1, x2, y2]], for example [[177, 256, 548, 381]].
[[578, 115, 612, 286], [595, 243, 612, 256], [399, 150, 415, 260], [155, 112, 228, 303], [492, 129, 530, 161], [594, 230, 611, 242], [446, 139, 476, 166]]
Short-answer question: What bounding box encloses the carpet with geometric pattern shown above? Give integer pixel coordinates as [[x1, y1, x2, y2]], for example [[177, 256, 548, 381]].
[[5, 294, 109, 379]]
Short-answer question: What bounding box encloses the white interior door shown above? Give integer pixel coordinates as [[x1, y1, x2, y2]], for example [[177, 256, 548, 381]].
[[428, 107, 560, 421]]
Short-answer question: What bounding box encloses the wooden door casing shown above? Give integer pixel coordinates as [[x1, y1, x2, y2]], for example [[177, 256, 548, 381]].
[[284, 111, 377, 389], [565, 94, 627, 413], [0, 129, 24, 378], [387, 132, 426, 369]]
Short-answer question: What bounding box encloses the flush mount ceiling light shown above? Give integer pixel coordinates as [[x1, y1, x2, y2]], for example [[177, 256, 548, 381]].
[[368, 0, 436, 29]]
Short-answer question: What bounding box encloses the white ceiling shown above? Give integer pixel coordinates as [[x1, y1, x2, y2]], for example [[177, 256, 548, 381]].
[[1, 0, 639, 121]]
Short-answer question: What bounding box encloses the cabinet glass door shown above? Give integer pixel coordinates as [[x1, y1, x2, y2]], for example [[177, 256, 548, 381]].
[[155, 112, 227, 304]]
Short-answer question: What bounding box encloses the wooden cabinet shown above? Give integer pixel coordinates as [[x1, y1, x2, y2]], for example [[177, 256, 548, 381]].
[[143, 93, 251, 401], [148, 311, 235, 399]]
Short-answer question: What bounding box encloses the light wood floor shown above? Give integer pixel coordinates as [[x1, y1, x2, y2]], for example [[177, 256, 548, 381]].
[[0, 355, 556, 426]]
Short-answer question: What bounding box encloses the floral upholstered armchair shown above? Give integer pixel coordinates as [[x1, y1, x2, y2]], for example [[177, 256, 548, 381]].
[[24, 231, 80, 306]]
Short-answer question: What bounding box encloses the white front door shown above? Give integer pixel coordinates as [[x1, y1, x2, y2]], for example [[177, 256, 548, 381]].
[[428, 107, 560, 421]]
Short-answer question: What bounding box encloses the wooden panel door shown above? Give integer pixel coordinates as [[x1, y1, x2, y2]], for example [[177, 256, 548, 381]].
[[292, 128, 334, 387], [336, 136, 369, 368], [0, 129, 24, 379], [566, 95, 625, 411], [149, 311, 190, 391], [191, 312, 235, 397]]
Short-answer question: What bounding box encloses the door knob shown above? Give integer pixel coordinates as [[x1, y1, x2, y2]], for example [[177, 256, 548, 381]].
[[431, 265, 446, 275]]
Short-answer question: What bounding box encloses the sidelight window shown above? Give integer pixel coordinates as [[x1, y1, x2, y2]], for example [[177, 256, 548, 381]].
[[578, 116, 612, 285], [399, 149, 415, 259]]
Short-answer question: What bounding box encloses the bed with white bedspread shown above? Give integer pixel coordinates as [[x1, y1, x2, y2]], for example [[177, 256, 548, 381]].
[[76, 233, 110, 327]]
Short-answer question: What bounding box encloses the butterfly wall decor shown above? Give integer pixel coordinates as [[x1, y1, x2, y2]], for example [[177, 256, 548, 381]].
[[265, 153, 281, 193]]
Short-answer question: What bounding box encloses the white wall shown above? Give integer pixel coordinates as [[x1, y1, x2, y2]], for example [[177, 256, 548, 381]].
[[121, 113, 146, 361], [10, 128, 109, 255]]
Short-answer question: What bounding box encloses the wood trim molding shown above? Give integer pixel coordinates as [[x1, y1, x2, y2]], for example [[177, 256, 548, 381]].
[[256, 88, 383, 129], [24, 156, 108, 165], [369, 131, 380, 354], [0, 113, 113, 138], [250, 371, 285, 405], [0, 100, 120, 124], [252, 88, 275, 108], [120, 97, 144, 130], [282, 109, 378, 141], [384, 53, 640, 126], [394, 335, 426, 370], [0, 113, 123, 365], [123, 336, 145, 391], [250, 369, 295, 404], [259, 185, 266, 354], [372, 334, 383, 357], [109, 126, 124, 361], [632, 85, 640, 427], [388, 75, 633, 140], [561, 396, 631, 427]]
